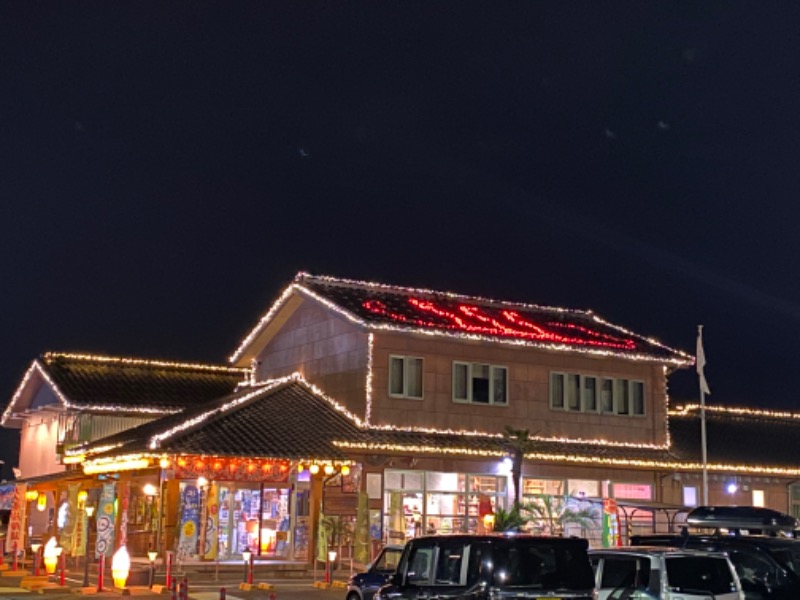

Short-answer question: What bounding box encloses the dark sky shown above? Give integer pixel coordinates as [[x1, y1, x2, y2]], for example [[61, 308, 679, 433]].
[[3, 2, 800, 470]]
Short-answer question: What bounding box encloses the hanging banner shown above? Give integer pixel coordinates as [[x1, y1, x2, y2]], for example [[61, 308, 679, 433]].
[[96, 483, 117, 558], [118, 480, 130, 547], [602, 497, 621, 548], [388, 492, 405, 544], [177, 484, 200, 558], [354, 492, 370, 564], [61, 484, 80, 554], [73, 505, 87, 558], [203, 483, 219, 560], [6, 484, 27, 554], [316, 511, 329, 564]]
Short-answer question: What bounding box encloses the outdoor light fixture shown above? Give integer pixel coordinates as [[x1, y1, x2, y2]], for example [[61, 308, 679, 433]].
[[43, 538, 59, 574], [82, 505, 96, 586], [324, 464, 334, 476], [726, 482, 738, 494], [77, 490, 88, 506], [111, 546, 131, 589], [483, 513, 496, 530], [309, 464, 320, 475], [297, 464, 305, 473], [340, 465, 350, 476], [143, 483, 157, 496], [31, 543, 42, 577], [197, 476, 208, 488], [159, 458, 170, 469], [147, 551, 158, 588], [242, 549, 252, 583], [25, 490, 39, 502], [37, 494, 47, 512]]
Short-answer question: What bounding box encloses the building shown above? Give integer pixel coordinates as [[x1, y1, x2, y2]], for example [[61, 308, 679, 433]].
[[5, 272, 800, 565]]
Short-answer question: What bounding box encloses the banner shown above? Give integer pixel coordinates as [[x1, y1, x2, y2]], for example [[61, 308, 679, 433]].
[[388, 492, 405, 543], [316, 511, 329, 563], [203, 483, 219, 560], [177, 484, 200, 558], [6, 484, 26, 554], [61, 484, 80, 554], [601, 498, 620, 548], [96, 483, 117, 558], [118, 480, 130, 547], [354, 492, 370, 564], [73, 505, 87, 558]]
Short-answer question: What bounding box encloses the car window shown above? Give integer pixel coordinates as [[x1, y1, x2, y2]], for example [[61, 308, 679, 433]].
[[493, 541, 594, 589], [433, 541, 470, 586], [665, 556, 737, 595], [599, 557, 650, 590], [374, 548, 402, 571], [767, 548, 800, 578], [406, 546, 434, 585]]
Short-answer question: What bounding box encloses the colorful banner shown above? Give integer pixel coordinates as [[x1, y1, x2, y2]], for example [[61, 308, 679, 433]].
[[6, 484, 26, 554], [0, 485, 15, 511], [354, 492, 370, 564], [388, 492, 405, 543], [118, 480, 130, 547], [73, 506, 87, 558], [177, 484, 200, 558], [316, 511, 329, 563], [61, 484, 80, 554], [203, 483, 219, 560], [96, 483, 117, 558], [601, 498, 620, 548]]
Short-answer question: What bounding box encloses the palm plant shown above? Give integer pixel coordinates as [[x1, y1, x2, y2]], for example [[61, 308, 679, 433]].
[[491, 505, 528, 532], [522, 495, 598, 535], [502, 426, 535, 509]]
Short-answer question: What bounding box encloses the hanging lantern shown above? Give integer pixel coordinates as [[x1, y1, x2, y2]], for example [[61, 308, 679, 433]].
[[309, 464, 320, 475], [37, 494, 47, 512], [159, 458, 170, 469], [297, 464, 305, 474], [324, 464, 334, 475], [111, 545, 131, 589], [340, 465, 351, 476], [25, 490, 39, 502], [77, 490, 88, 506]]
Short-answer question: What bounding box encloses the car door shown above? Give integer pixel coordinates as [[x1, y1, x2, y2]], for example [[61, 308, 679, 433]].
[[664, 556, 742, 600], [593, 555, 651, 600]]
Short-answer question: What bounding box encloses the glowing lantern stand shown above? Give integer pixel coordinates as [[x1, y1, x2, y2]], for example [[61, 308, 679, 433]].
[[111, 546, 131, 589], [43, 537, 59, 575]]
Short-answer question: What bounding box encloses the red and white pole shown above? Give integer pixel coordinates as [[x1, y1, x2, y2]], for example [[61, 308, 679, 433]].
[[11, 542, 17, 572], [166, 551, 173, 589], [59, 552, 65, 587], [97, 554, 104, 592]]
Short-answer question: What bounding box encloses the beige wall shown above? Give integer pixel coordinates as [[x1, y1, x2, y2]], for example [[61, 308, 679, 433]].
[[370, 331, 669, 444], [19, 413, 64, 478], [256, 298, 370, 417]]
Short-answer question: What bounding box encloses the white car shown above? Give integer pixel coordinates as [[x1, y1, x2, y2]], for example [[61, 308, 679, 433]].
[[590, 546, 744, 600]]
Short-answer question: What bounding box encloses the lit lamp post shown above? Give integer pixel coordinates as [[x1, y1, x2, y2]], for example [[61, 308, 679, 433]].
[[43, 537, 58, 575], [241, 549, 251, 583], [30, 543, 42, 577], [82, 505, 96, 587], [111, 546, 130, 590], [326, 550, 337, 584], [147, 551, 158, 588]]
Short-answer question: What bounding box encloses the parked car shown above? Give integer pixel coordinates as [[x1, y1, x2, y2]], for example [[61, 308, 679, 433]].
[[346, 544, 404, 600], [590, 546, 744, 600], [632, 506, 800, 600], [375, 534, 596, 600]]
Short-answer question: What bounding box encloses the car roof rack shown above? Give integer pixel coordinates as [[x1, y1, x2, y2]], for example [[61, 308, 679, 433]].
[[687, 506, 798, 535]]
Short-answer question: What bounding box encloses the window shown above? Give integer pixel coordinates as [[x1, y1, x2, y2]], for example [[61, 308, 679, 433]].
[[551, 372, 645, 416], [453, 362, 507, 405], [683, 486, 698, 507], [752, 489, 765, 507], [389, 355, 423, 399]]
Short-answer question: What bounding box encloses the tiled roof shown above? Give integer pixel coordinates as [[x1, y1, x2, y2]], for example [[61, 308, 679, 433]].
[[40, 352, 246, 412], [231, 273, 692, 365], [77, 377, 364, 461]]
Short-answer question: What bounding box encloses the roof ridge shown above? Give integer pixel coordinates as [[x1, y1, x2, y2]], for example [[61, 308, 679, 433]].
[[42, 351, 247, 374], [295, 271, 592, 315]]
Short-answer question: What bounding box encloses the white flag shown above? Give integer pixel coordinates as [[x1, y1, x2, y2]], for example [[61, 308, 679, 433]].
[[696, 327, 711, 395]]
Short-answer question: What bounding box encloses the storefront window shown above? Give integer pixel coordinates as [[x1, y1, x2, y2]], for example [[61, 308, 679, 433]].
[[384, 470, 507, 542], [567, 479, 600, 499], [522, 478, 564, 497]]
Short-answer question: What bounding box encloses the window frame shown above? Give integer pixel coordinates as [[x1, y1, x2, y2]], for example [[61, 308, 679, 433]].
[[388, 355, 424, 400], [452, 361, 508, 406], [550, 372, 646, 417]]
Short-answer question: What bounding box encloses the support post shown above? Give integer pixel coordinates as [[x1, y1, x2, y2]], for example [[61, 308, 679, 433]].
[[97, 554, 104, 592]]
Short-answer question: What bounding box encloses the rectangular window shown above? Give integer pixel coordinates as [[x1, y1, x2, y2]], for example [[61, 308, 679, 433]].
[[753, 490, 765, 507], [567, 374, 581, 411], [683, 486, 698, 507], [582, 377, 597, 412], [453, 362, 508, 405], [550, 373, 565, 409], [389, 355, 423, 399], [601, 379, 614, 413], [616, 380, 629, 415], [631, 381, 645, 415]]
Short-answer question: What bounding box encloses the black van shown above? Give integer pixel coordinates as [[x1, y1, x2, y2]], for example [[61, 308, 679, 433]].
[[632, 506, 800, 600], [374, 534, 595, 600]]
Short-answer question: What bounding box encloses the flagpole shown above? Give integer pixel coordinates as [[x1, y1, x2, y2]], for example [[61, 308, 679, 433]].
[[698, 325, 709, 505]]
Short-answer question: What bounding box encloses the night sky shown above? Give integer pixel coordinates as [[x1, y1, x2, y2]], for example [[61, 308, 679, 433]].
[[3, 3, 800, 472]]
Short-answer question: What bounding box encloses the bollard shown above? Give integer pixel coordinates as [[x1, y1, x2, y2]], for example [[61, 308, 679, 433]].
[[59, 552, 66, 587], [166, 551, 173, 589], [183, 576, 189, 600], [248, 553, 254, 585], [269, 592, 277, 600], [97, 554, 105, 592], [170, 579, 177, 600], [179, 581, 185, 600], [12, 542, 17, 572], [219, 587, 226, 600]]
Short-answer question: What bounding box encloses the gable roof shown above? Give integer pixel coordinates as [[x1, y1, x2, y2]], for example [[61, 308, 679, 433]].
[[230, 272, 693, 366], [2, 352, 246, 426], [72, 375, 365, 463]]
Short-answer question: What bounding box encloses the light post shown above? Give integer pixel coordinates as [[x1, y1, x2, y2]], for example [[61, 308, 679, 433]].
[[326, 550, 337, 584], [241, 550, 251, 583], [82, 505, 95, 587], [147, 551, 158, 588], [30, 543, 41, 577]]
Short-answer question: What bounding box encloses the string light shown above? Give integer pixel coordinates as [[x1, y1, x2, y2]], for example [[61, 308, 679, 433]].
[[42, 352, 247, 375], [365, 333, 374, 424], [229, 273, 693, 366], [83, 456, 152, 475], [671, 404, 800, 421]]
